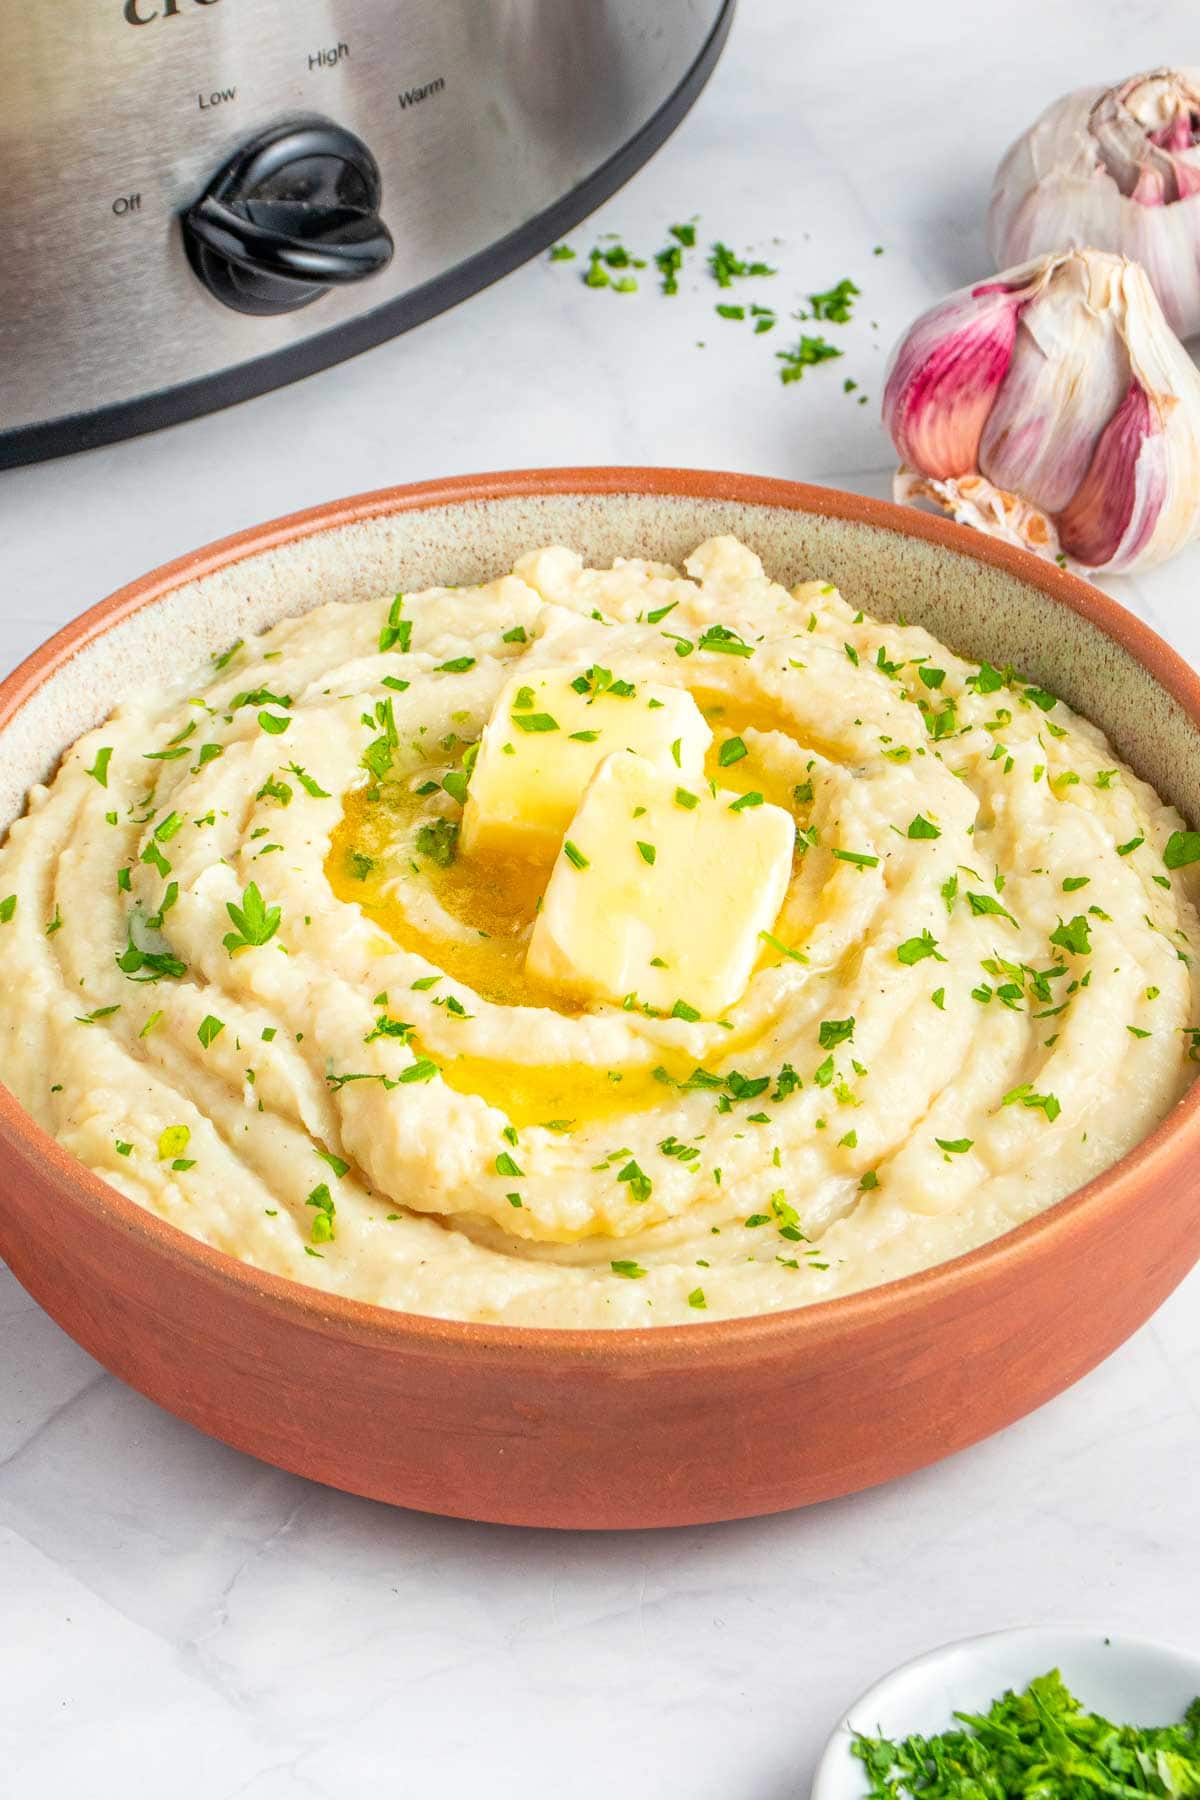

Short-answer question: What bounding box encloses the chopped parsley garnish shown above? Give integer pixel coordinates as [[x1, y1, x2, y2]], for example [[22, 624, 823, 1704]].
[[1062, 876, 1090, 892], [379, 594, 411, 654], [759, 931, 807, 964], [1116, 835, 1144, 857], [967, 891, 1017, 927], [563, 839, 589, 871], [718, 736, 748, 766], [75, 1005, 121, 1025], [197, 1014, 225, 1048], [819, 1017, 855, 1050], [415, 819, 459, 867], [907, 814, 941, 840], [851, 1669, 1200, 1800], [687, 1287, 707, 1310], [435, 656, 476, 674], [897, 930, 946, 966], [362, 696, 399, 782], [636, 841, 657, 865], [513, 712, 559, 733], [0, 896, 15, 924], [935, 1137, 973, 1155], [223, 881, 281, 955], [157, 1124, 190, 1162], [315, 1148, 350, 1178], [616, 1159, 652, 1203], [495, 1151, 524, 1178], [697, 623, 753, 658], [572, 664, 635, 702], [833, 848, 879, 869], [86, 746, 113, 787], [307, 1183, 335, 1244], [1049, 914, 1092, 957], [611, 1259, 646, 1279], [675, 787, 699, 809], [1165, 830, 1200, 869], [729, 791, 763, 811], [1002, 1084, 1062, 1121], [671, 999, 701, 1022], [258, 710, 290, 735]]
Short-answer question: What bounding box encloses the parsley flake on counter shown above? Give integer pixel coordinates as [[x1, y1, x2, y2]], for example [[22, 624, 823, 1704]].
[[805, 277, 859, 323], [709, 240, 776, 287], [777, 335, 843, 384]]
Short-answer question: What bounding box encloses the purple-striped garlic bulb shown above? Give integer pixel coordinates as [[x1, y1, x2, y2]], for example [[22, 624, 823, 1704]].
[[882, 249, 1200, 575], [990, 70, 1200, 339]]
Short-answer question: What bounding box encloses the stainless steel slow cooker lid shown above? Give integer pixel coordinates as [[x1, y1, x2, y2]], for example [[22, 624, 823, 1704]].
[[0, 0, 733, 467]]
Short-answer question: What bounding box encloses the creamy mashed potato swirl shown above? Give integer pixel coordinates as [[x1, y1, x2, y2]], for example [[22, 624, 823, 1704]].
[[1, 536, 1197, 1326]]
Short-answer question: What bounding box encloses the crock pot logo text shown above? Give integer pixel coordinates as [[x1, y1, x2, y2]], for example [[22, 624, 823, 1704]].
[[124, 0, 221, 23]]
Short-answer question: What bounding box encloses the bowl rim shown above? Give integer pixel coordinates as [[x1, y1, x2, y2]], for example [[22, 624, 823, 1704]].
[[4, 463, 1200, 1363]]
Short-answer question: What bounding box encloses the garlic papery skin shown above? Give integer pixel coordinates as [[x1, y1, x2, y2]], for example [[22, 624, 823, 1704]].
[[883, 249, 1200, 575], [990, 70, 1200, 338]]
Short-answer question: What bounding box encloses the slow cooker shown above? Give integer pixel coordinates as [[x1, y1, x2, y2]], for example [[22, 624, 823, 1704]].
[[1, 0, 733, 468]]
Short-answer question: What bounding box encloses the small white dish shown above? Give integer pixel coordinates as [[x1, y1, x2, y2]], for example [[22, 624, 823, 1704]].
[[813, 1627, 1200, 1800]]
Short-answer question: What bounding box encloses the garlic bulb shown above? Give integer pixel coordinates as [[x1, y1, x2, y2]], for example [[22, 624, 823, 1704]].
[[883, 249, 1200, 574], [990, 70, 1200, 338]]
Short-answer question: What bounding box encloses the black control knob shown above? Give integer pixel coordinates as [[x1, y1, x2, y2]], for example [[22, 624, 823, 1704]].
[[183, 117, 394, 316]]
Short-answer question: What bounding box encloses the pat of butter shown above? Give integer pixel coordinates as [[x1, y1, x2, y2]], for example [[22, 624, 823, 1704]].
[[526, 752, 795, 1017], [462, 669, 711, 859]]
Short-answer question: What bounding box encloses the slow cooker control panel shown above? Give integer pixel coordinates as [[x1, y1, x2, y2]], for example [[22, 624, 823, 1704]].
[[183, 116, 394, 315]]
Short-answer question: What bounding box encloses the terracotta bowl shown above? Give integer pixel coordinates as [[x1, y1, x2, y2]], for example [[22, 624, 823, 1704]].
[[3, 468, 1200, 1531]]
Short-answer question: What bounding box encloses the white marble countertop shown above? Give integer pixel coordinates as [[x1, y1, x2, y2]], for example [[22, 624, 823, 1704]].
[[3, 1, 1199, 1792]]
